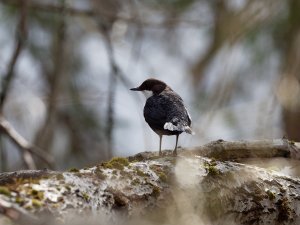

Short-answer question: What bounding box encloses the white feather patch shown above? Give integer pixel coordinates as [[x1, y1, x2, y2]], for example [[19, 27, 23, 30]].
[[164, 122, 194, 134], [143, 90, 153, 99], [185, 106, 192, 122], [164, 122, 178, 131], [164, 122, 186, 132]]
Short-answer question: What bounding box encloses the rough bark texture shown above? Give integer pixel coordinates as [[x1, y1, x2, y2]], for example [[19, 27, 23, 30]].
[[183, 139, 300, 160], [0, 139, 300, 225]]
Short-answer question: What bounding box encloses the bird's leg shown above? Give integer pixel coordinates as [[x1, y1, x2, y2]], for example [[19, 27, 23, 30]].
[[173, 134, 179, 156], [159, 135, 163, 156]]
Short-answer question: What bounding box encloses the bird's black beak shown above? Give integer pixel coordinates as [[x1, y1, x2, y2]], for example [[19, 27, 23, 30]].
[[130, 87, 141, 91]]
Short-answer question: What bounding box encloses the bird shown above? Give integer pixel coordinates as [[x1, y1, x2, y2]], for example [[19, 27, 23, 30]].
[[130, 78, 193, 156]]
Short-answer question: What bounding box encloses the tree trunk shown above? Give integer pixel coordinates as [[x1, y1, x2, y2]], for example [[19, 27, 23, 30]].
[[278, 0, 300, 141]]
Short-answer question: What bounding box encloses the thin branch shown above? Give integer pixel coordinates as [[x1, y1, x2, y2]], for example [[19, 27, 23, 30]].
[[0, 0, 28, 171], [0, 116, 54, 168], [0, 0, 28, 111], [191, 0, 281, 84], [129, 139, 300, 161], [0, 0, 207, 28], [99, 26, 117, 158], [33, 0, 67, 151], [97, 20, 143, 157]]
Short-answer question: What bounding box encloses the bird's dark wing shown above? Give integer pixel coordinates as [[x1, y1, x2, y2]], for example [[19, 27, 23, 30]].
[[143, 91, 192, 133], [143, 95, 167, 131]]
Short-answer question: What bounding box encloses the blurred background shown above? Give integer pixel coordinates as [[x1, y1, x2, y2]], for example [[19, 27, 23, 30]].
[[0, 0, 299, 171]]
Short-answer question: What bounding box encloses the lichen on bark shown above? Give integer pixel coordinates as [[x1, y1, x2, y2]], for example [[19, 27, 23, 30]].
[[1, 140, 300, 225]]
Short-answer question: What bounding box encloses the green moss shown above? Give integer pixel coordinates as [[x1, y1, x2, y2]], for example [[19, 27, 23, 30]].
[[82, 192, 90, 202], [136, 169, 147, 177], [69, 168, 80, 173], [55, 174, 64, 180], [31, 189, 44, 200], [266, 190, 276, 200], [15, 177, 40, 185], [102, 162, 113, 169], [65, 185, 71, 192], [151, 186, 160, 197], [0, 186, 11, 197], [276, 198, 291, 222], [31, 189, 38, 196], [158, 172, 167, 183], [51, 203, 60, 209], [15, 197, 25, 205], [38, 192, 44, 200], [112, 157, 129, 166], [289, 140, 295, 145], [32, 199, 43, 208], [112, 170, 118, 175], [94, 166, 106, 180], [102, 157, 130, 170], [209, 166, 219, 175], [150, 165, 167, 182], [24, 205, 33, 210], [131, 178, 140, 186], [204, 161, 220, 176]]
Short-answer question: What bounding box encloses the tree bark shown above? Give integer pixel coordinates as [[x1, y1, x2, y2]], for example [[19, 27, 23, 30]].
[[277, 0, 300, 142], [0, 139, 299, 225]]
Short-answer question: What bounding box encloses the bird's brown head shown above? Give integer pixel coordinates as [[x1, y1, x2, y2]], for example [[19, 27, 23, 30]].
[[130, 78, 167, 94]]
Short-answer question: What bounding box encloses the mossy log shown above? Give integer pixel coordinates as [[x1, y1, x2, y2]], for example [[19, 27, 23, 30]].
[[0, 139, 300, 225]]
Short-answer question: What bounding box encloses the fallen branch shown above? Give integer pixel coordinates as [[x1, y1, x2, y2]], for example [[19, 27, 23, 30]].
[[0, 116, 54, 169], [0, 198, 40, 225], [185, 139, 300, 160], [0, 0, 28, 171], [129, 139, 300, 162], [0, 0, 28, 111], [0, 140, 299, 224]]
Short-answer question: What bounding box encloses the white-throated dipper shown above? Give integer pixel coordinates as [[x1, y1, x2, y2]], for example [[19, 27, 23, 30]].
[[130, 78, 193, 156]]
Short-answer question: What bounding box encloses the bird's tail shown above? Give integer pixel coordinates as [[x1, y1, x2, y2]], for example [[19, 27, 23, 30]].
[[184, 126, 195, 135]]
